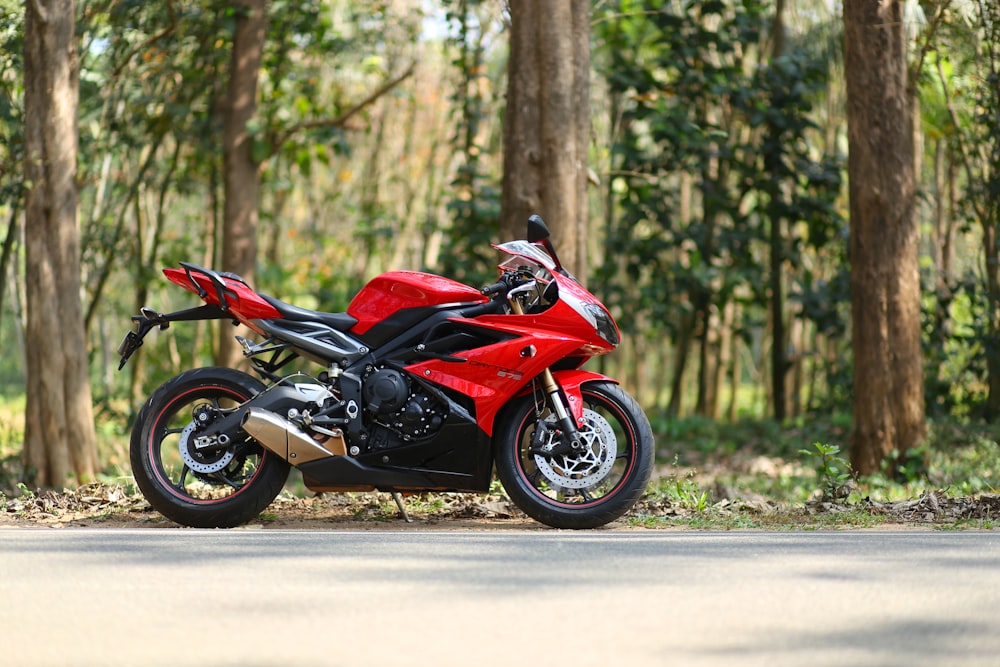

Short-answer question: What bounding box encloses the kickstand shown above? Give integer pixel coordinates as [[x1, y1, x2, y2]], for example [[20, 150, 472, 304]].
[[390, 492, 413, 523]]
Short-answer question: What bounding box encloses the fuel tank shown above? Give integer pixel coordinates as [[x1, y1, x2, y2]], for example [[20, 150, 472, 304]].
[[347, 270, 487, 334]]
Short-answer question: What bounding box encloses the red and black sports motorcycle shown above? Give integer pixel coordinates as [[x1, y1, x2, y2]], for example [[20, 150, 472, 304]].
[[119, 215, 654, 529]]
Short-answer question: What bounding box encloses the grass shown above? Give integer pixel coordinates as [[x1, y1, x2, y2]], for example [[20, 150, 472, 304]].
[[631, 412, 1000, 529], [657, 414, 1000, 499], [624, 511, 890, 531]]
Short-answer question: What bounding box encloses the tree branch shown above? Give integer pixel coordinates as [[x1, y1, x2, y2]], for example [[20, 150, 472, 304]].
[[107, 1, 177, 83], [270, 62, 416, 155], [909, 0, 952, 92], [84, 136, 164, 332], [935, 56, 988, 224]]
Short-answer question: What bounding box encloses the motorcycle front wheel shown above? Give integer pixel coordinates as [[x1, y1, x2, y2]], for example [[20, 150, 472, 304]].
[[129, 367, 290, 528], [494, 381, 654, 529]]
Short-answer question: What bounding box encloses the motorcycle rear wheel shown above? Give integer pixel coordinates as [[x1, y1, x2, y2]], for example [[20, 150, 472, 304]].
[[130, 367, 290, 528], [494, 381, 654, 529]]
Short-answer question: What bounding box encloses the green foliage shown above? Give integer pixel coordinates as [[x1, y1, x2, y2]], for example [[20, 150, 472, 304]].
[[915, 0, 1000, 422], [598, 0, 753, 336], [744, 52, 844, 269], [650, 414, 1000, 512], [3, 0, 1000, 492], [921, 420, 1000, 496], [436, 0, 502, 286], [63, 0, 434, 405], [0, 395, 23, 490], [666, 473, 712, 511], [924, 269, 995, 418], [799, 442, 853, 502], [0, 8, 24, 393], [594, 0, 846, 418]]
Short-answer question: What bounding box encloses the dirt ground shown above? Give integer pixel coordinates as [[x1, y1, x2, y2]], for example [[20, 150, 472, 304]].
[[0, 483, 600, 531], [3, 482, 1000, 530]]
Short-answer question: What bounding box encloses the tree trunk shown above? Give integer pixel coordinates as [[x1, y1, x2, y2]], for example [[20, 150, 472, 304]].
[[695, 301, 720, 419], [984, 222, 1000, 417], [769, 209, 787, 421], [501, 0, 590, 278], [694, 167, 725, 417], [726, 301, 742, 422], [23, 0, 99, 487], [217, 0, 267, 369], [843, 0, 925, 474], [667, 309, 695, 418], [717, 298, 734, 420]]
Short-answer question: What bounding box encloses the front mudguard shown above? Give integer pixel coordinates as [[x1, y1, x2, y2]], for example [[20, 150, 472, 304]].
[[534, 369, 619, 427]]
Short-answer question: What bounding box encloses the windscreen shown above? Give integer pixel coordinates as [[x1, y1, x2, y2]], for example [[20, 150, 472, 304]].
[[494, 241, 557, 271]]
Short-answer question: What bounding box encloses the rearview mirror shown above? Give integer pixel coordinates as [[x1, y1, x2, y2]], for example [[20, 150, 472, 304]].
[[527, 214, 549, 243], [525, 214, 565, 273]]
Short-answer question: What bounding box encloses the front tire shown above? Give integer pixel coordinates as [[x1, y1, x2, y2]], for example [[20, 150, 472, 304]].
[[130, 367, 290, 528], [494, 381, 654, 529]]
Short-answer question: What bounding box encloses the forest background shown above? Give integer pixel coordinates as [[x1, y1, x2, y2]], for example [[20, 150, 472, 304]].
[[1, 0, 1000, 513]]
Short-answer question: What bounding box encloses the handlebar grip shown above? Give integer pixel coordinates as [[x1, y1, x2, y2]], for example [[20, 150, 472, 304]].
[[481, 280, 508, 297]]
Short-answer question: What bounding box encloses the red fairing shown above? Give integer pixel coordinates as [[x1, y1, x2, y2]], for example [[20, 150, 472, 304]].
[[162, 268, 282, 333], [404, 329, 586, 436], [474, 299, 614, 356], [347, 270, 487, 334]]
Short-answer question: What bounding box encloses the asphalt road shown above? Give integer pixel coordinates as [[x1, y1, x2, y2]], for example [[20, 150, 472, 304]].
[[2, 529, 999, 667]]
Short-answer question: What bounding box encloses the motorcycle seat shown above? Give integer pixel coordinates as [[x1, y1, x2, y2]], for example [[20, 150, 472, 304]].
[[259, 294, 359, 332]]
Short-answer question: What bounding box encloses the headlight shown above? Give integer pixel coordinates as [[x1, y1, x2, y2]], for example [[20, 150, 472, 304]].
[[585, 304, 619, 347], [563, 291, 620, 347]]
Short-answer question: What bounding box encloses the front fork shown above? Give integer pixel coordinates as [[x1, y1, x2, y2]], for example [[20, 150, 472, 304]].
[[508, 284, 584, 457], [535, 368, 586, 456]]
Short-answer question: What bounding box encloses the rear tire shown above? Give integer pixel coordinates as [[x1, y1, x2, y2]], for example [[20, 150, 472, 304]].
[[494, 381, 653, 529], [130, 367, 290, 528]]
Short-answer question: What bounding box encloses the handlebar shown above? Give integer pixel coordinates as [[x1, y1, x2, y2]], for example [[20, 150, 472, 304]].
[[479, 271, 531, 297], [481, 270, 536, 298], [481, 279, 509, 297]]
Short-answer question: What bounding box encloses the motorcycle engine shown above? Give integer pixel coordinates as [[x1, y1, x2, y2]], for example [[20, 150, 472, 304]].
[[362, 368, 447, 449]]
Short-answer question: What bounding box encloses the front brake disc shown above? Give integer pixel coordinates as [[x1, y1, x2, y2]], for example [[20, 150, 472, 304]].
[[532, 408, 617, 491]]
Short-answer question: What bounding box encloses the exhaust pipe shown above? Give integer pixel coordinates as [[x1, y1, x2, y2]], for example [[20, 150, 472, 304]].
[[241, 408, 346, 464]]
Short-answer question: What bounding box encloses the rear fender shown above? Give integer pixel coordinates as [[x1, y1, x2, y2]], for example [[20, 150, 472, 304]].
[[163, 267, 282, 325]]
